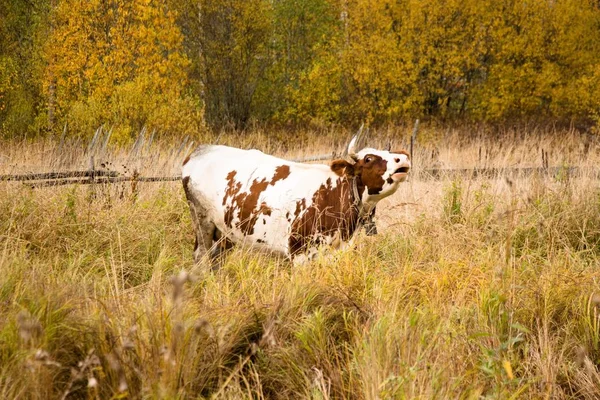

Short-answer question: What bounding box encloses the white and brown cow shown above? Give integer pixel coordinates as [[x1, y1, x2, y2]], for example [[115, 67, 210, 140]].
[[181, 134, 410, 265]]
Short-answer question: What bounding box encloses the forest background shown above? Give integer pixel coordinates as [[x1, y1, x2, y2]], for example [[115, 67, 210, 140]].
[[1, 0, 600, 141]]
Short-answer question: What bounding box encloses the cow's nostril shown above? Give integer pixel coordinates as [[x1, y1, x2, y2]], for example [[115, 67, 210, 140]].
[[394, 158, 400, 163]]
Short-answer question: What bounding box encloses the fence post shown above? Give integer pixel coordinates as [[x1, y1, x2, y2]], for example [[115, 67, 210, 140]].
[[87, 126, 102, 154], [131, 169, 139, 202], [89, 156, 95, 181], [88, 155, 97, 201], [410, 119, 419, 167]]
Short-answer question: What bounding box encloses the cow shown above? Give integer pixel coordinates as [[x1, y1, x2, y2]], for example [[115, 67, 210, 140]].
[[181, 132, 411, 266]]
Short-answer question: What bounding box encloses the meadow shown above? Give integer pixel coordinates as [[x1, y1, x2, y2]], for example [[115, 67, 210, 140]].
[[2, 126, 600, 399]]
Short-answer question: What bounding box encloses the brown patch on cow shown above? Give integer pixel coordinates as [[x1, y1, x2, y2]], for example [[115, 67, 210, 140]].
[[289, 177, 363, 255], [330, 159, 355, 177], [222, 167, 288, 236], [223, 171, 241, 206], [258, 202, 272, 217], [223, 171, 242, 227], [331, 155, 389, 196], [224, 177, 268, 234], [355, 154, 387, 195], [294, 198, 307, 219], [271, 165, 291, 185], [240, 180, 269, 234]]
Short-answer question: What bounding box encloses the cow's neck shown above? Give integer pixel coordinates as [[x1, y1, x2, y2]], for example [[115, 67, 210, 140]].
[[348, 175, 371, 219], [350, 175, 379, 226], [289, 175, 366, 255], [350, 176, 362, 208]]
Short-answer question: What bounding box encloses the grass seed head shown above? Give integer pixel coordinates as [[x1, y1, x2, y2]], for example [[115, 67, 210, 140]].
[[16, 311, 43, 344], [170, 270, 191, 302], [575, 345, 587, 368], [591, 293, 600, 308], [193, 318, 212, 336], [34, 349, 50, 362]]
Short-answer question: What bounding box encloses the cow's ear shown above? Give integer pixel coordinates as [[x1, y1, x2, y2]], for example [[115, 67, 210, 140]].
[[331, 159, 355, 177]]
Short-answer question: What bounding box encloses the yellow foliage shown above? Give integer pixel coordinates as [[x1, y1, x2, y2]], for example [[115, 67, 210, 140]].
[[0, 56, 17, 113], [4, 0, 600, 134], [43, 0, 202, 139], [278, 0, 600, 125]]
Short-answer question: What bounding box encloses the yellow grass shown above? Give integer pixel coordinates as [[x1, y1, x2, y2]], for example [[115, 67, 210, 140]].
[[1, 126, 600, 399]]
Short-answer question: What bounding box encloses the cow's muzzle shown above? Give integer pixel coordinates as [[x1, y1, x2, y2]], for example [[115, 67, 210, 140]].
[[390, 164, 410, 182]]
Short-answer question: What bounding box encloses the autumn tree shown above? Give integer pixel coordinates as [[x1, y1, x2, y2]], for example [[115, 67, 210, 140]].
[[253, 0, 341, 124], [340, 0, 419, 123], [42, 0, 202, 139], [457, 0, 600, 122], [195, 0, 272, 129], [0, 0, 49, 137]]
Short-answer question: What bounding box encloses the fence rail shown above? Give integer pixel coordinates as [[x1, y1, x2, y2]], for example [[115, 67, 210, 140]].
[[23, 175, 181, 188], [419, 166, 590, 180], [0, 170, 119, 182], [0, 165, 594, 188]]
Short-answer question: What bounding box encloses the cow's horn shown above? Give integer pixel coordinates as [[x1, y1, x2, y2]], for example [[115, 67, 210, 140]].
[[346, 123, 365, 161]]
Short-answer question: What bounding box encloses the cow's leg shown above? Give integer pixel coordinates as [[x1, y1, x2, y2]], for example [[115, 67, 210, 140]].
[[290, 234, 320, 267], [188, 202, 216, 265], [209, 228, 235, 270], [183, 177, 216, 266]]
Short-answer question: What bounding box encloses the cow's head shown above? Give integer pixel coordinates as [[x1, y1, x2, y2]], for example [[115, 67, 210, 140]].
[[331, 130, 411, 205]]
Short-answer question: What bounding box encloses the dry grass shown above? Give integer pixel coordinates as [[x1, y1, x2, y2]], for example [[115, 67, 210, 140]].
[[1, 126, 600, 399]]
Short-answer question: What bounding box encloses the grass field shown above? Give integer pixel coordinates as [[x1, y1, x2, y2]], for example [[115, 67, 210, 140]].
[[2, 127, 600, 399]]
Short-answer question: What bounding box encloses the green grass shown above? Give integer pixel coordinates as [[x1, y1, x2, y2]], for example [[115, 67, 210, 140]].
[[2, 133, 600, 398]]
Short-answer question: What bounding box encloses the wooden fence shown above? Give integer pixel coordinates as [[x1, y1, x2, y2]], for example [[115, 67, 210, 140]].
[[1, 121, 594, 188]]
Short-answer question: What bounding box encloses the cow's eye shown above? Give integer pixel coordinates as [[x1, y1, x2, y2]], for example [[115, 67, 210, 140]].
[[365, 156, 372, 163]]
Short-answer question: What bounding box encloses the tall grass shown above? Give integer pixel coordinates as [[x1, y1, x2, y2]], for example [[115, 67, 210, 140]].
[[1, 127, 600, 398]]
